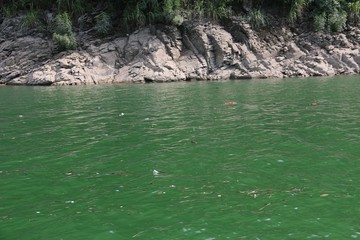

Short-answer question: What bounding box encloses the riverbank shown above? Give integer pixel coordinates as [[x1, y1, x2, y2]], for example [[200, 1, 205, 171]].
[[1, 15, 360, 85]]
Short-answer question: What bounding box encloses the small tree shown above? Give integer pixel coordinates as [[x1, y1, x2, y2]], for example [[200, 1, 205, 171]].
[[52, 12, 76, 51]]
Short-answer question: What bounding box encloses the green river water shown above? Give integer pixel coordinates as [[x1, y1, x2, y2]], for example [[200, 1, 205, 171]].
[[1, 76, 360, 239]]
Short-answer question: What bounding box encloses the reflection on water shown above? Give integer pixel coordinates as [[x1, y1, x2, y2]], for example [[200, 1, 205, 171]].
[[1, 76, 360, 239]]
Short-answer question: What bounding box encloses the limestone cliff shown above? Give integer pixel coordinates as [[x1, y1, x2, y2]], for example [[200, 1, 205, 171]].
[[1, 16, 360, 85]]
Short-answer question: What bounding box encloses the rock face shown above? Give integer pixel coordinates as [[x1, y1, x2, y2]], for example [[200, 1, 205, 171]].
[[1, 16, 360, 85]]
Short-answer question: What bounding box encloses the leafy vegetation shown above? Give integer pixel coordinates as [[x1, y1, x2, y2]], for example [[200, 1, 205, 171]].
[[311, 0, 348, 32], [95, 11, 112, 35], [21, 7, 40, 29], [56, 0, 86, 17], [52, 12, 76, 50], [1, 0, 360, 46], [163, 0, 183, 25], [348, 0, 360, 23], [248, 9, 266, 28], [313, 13, 327, 31], [288, 0, 309, 23]]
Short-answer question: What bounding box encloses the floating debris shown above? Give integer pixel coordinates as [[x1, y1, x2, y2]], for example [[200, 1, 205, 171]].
[[240, 188, 305, 198], [195, 228, 206, 234], [259, 203, 271, 211], [65, 200, 75, 204], [257, 218, 271, 222], [224, 101, 237, 105], [153, 169, 160, 176], [132, 231, 145, 238], [320, 193, 329, 197]]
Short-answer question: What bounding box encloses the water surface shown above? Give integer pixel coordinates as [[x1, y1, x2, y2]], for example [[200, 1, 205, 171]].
[[1, 76, 360, 239]]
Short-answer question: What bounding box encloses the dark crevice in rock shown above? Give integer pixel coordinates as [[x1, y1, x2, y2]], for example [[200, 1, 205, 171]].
[[144, 77, 154, 83]]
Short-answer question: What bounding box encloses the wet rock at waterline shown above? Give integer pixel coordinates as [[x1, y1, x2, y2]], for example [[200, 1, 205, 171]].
[[1, 17, 360, 85]]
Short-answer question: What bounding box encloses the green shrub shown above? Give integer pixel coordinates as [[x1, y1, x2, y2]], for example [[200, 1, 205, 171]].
[[3, 0, 360, 33], [248, 9, 266, 28], [192, 0, 204, 19], [312, 0, 347, 32], [205, 0, 232, 21], [187, 0, 231, 21], [328, 9, 347, 32], [53, 11, 72, 35], [95, 11, 112, 35], [171, 14, 184, 26], [164, 0, 183, 25], [348, 0, 360, 23], [123, 3, 146, 30], [311, 0, 348, 32], [148, 0, 163, 24], [21, 9, 40, 29], [2, 6, 13, 17], [288, 0, 310, 23], [56, 0, 86, 17], [52, 12, 76, 51], [164, 0, 181, 15], [53, 32, 76, 50], [313, 13, 326, 31]]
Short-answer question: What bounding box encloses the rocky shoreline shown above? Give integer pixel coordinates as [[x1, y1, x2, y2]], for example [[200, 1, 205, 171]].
[[1, 16, 360, 86]]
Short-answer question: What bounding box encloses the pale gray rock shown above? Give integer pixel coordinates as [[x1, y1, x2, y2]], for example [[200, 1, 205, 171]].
[[1, 15, 360, 86]]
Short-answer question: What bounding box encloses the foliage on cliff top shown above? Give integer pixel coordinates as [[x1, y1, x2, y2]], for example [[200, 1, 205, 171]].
[[1, 0, 360, 33]]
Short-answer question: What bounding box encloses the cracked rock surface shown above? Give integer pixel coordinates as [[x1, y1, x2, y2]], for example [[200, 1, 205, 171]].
[[1, 17, 360, 85]]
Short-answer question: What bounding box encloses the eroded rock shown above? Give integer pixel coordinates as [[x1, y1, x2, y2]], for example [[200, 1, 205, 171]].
[[1, 16, 360, 86]]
